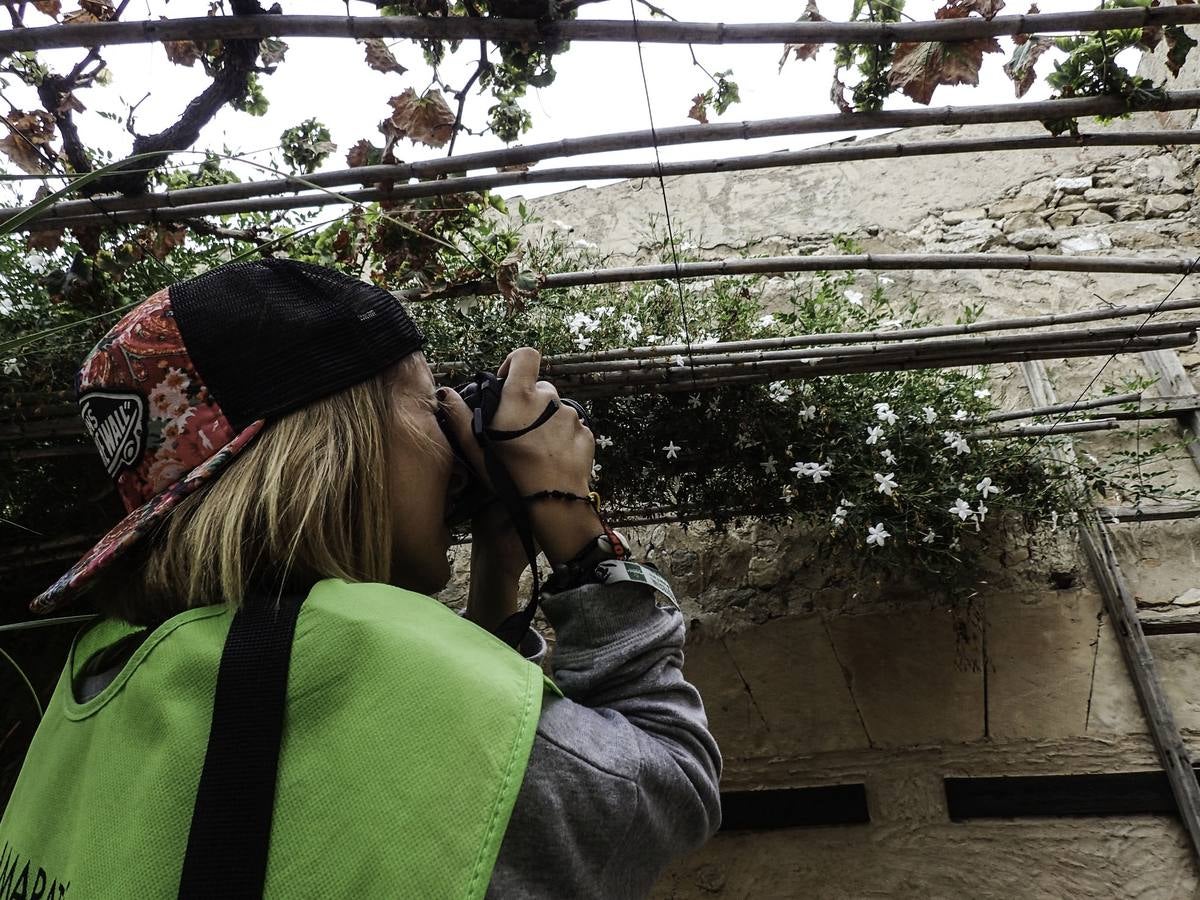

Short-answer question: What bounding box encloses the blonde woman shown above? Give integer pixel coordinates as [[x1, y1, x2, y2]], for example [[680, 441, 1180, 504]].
[[0, 259, 721, 899]]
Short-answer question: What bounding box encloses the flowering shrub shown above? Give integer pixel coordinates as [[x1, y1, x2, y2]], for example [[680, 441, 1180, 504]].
[[407, 227, 1197, 590]]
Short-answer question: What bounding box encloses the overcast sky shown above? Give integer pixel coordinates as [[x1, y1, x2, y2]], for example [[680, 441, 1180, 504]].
[[3, 0, 1107, 207]]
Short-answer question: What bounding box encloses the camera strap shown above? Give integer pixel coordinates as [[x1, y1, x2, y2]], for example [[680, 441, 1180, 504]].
[[472, 399, 556, 648]]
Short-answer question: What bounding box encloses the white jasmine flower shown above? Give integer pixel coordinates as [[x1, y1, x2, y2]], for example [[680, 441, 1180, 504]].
[[881, 449, 897, 465], [673, 354, 687, 368], [757, 313, 777, 329], [780, 485, 795, 502], [2, 358, 20, 376], [922, 529, 937, 543], [844, 289, 864, 306], [952, 409, 969, 422], [596, 434, 613, 449], [950, 498, 973, 521], [866, 425, 884, 445], [799, 404, 816, 422], [974, 388, 991, 399], [768, 381, 794, 403], [874, 403, 898, 426], [833, 505, 849, 519], [874, 472, 898, 496], [663, 441, 681, 459], [591, 461, 602, 479], [951, 436, 970, 455], [760, 455, 778, 475], [976, 500, 989, 520], [457, 296, 481, 316], [866, 523, 891, 547], [976, 476, 999, 498], [810, 462, 832, 484], [840, 497, 855, 508], [688, 393, 702, 409], [922, 406, 937, 424], [791, 461, 814, 478]]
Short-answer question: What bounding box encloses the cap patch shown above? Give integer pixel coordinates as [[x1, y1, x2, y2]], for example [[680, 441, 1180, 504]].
[[80, 390, 148, 477]]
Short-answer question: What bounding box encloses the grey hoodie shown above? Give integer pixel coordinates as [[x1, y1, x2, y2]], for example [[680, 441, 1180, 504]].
[[486, 580, 723, 898]]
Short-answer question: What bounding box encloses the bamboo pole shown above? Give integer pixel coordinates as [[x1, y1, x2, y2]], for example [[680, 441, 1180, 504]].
[[1021, 359, 1200, 866], [3, 5, 1199, 52], [986, 391, 1144, 423], [969, 419, 1120, 439], [568, 334, 1196, 396], [541, 321, 1200, 377], [19, 130, 1200, 230], [11, 92, 1200, 232], [1100, 502, 1200, 523], [537, 298, 1200, 368]]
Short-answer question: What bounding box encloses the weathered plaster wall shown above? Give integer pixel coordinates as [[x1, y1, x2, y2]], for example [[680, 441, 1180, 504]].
[[494, 38, 1200, 900]]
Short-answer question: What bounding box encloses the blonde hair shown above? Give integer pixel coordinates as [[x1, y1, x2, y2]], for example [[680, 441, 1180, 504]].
[[92, 353, 440, 625]]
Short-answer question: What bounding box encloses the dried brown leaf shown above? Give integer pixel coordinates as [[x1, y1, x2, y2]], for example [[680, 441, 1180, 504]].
[[830, 73, 853, 113], [259, 38, 288, 66], [687, 94, 709, 124], [162, 28, 201, 68], [363, 38, 408, 75], [80, 0, 114, 19], [1164, 23, 1197, 77], [386, 88, 456, 149], [935, 0, 1005, 19], [346, 139, 378, 169], [779, 0, 827, 70], [62, 8, 100, 23], [0, 110, 57, 175], [136, 226, 187, 262], [496, 249, 537, 311], [33, 0, 62, 19], [26, 228, 64, 253], [55, 91, 85, 115], [889, 37, 1003, 105], [1003, 35, 1052, 98]]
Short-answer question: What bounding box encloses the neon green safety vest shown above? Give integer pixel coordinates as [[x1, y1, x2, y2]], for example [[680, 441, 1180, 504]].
[[0, 578, 556, 899]]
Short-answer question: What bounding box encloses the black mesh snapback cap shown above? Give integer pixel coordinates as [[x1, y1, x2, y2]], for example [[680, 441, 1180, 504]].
[[171, 258, 427, 431]]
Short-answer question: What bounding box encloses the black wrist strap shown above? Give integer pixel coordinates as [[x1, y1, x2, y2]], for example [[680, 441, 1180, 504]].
[[178, 590, 307, 899]]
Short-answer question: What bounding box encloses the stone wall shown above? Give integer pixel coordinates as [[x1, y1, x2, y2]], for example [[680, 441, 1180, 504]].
[[498, 39, 1200, 899]]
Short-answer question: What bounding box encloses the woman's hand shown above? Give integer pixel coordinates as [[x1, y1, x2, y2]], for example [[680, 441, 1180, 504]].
[[437, 347, 600, 567], [465, 500, 527, 632]]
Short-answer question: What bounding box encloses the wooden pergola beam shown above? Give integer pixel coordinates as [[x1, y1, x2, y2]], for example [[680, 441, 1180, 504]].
[[14, 130, 1200, 231], [1021, 360, 1200, 864], [2, 5, 1198, 53]]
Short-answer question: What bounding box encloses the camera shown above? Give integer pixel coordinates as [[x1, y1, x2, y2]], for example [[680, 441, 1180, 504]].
[[438, 371, 589, 526]]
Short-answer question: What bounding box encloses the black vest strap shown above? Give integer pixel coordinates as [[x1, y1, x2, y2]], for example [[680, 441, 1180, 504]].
[[177, 590, 307, 899]]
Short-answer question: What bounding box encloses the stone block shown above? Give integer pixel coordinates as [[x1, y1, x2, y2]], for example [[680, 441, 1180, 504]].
[[1076, 209, 1115, 225], [985, 591, 1100, 740], [1145, 194, 1190, 217], [1173, 587, 1200, 607], [1001, 212, 1044, 234], [682, 636, 770, 758], [1007, 228, 1057, 250], [1018, 176, 1055, 198], [1083, 187, 1129, 204], [987, 197, 1042, 218], [942, 207, 986, 225], [1047, 211, 1077, 229], [1149, 633, 1200, 732], [1087, 618, 1145, 735], [1054, 176, 1093, 194], [1112, 203, 1144, 222], [1060, 233, 1113, 255], [826, 607, 984, 746], [723, 615, 870, 754]]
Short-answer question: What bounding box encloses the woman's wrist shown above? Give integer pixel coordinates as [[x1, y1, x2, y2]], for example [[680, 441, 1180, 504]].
[[527, 496, 605, 567]]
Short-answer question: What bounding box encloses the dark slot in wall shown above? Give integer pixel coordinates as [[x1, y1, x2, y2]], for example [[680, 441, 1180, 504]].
[[719, 784, 870, 831], [945, 770, 1200, 820]]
